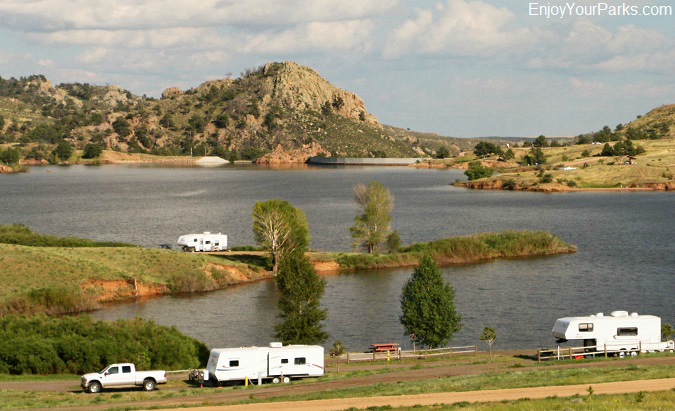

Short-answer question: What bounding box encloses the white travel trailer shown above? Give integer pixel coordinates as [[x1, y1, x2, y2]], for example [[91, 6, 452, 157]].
[[205, 343, 324, 385], [177, 232, 227, 252], [552, 311, 673, 353]]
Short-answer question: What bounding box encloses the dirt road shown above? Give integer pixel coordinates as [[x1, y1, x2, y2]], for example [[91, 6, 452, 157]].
[[172, 378, 675, 411]]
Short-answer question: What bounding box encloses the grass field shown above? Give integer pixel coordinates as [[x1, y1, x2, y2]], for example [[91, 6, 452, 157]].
[[356, 390, 675, 411], [314, 231, 575, 270], [0, 357, 672, 409], [0, 241, 271, 315], [454, 139, 674, 190]]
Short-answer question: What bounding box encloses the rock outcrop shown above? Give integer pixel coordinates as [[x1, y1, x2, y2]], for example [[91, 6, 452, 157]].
[[256, 142, 327, 164]]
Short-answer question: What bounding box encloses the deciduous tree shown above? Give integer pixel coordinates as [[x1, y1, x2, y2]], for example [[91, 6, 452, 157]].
[[252, 200, 309, 273], [480, 327, 497, 361], [349, 181, 393, 253]]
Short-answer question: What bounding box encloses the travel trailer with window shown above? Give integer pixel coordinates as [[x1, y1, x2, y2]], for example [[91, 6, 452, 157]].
[[204, 343, 324, 385], [177, 232, 227, 252], [552, 311, 673, 353]]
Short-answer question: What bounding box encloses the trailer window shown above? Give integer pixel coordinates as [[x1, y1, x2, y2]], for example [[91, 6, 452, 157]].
[[281, 359, 288, 364], [579, 323, 594, 332], [108, 367, 119, 375], [229, 360, 239, 367], [193, 239, 197, 242], [294, 358, 306, 365], [205, 241, 210, 244], [122, 366, 132, 373], [617, 327, 638, 336]]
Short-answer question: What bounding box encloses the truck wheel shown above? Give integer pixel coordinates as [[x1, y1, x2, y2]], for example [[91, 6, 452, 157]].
[[282, 376, 290, 384], [272, 377, 280, 384], [143, 379, 156, 391], [87, 381, 101, 394]]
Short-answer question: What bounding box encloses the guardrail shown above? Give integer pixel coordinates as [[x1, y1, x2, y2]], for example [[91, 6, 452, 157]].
[[537, 341, 673, 362], [340, 345, 478, 363]]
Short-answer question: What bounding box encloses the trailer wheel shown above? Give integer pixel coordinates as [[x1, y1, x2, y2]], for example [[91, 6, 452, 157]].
[[143, 379, 156, 391], [282, 376, 290, 384], [272, 377, 280, 384], [87, 381, 101, 394]]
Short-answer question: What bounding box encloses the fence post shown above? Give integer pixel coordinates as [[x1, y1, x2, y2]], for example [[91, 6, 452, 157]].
[[569, 348, 573, 360], [604, 344, 607, 358], [449, 346, 453, 357], [537, 350, 541, 363], [474, 345, 478, 357], [639, 341, 642, 354], [373, 351, 376, 363], [347, 352, 350, 364]]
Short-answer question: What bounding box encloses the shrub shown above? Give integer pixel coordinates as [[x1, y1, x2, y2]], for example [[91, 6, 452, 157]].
[[82, 143, 103, 159], [386, 230, 401, 254], [0, 315, 209, 374], [581, 149, 591, 157], [52, 141, 73, 161], [0, 147, 21, 165], [464, 161, 494, 180], [539, 173, 554, 184]]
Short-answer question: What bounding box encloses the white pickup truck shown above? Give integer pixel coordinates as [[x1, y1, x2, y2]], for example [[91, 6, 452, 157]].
[[81, 363, 167, 393]]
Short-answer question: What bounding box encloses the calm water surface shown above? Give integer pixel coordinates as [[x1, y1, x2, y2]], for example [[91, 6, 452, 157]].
[[1, 164, 673, 350]]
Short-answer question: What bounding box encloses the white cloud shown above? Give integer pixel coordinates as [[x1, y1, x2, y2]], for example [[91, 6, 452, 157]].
[[241, 20, 374, 54], [32, 27, 224, 49], [384, 0, 539, 58], [0, 0, 398, 30]]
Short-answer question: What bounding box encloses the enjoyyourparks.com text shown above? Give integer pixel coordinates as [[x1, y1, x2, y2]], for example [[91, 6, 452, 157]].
[[529, 2, 672, 19]]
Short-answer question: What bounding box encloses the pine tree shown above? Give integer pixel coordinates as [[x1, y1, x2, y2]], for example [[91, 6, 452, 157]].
[[274, 251, 328, 345], [400, 255, 462, 348]]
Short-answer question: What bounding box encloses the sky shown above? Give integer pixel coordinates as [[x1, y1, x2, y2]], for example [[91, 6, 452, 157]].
[[0, 0, 673, 137]]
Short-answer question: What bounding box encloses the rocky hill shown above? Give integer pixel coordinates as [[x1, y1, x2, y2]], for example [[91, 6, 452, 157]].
[[0, 62, 476, 162]]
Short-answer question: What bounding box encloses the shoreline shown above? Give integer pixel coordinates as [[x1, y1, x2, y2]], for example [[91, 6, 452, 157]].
[[0, 230, 576, 316], [454, 179, 674, 193]]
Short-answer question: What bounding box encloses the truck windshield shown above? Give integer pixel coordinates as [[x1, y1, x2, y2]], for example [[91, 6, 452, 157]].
[[98, 367, 108, 374]]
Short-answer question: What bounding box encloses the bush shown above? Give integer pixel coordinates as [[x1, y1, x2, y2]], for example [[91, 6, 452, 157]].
[[464, 161, 494, 180], [52, 141, 73, 161], [0, 315, 209, 374], [539, 173, 554, 184], [386, 230, 401, 253], [0, 147, 21, 165], [82, 143, 103, 159]]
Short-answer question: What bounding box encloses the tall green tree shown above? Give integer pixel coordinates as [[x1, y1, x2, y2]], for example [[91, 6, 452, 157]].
[[350, 181, 393, 253], [274, 251, 328, 345], [400, 255, 462, 348], [252, 200, 309, 273]]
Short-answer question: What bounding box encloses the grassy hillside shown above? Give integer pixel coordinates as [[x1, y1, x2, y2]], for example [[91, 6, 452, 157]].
[[455, 139, 674, 191], [0, 228, 271, 316], [0, 64, 476, 163]]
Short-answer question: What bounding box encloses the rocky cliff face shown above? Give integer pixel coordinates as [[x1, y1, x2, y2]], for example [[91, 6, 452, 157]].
[[0, 63, 458, 161], [260, 62, 377, 124]]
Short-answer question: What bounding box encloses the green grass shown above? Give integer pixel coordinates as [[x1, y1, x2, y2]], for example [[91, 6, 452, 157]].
[[0, 229, 271, 315], [348, 390, 675, 411], [0, 360, 671, 409], [0, 225, 135, 247], [243, 364, 674, 404], [319, 231, 575, 270], [457, 139, 675, 190]]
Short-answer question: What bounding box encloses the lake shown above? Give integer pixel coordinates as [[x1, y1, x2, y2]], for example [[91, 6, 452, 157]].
[[1, 164, 673, 350]]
